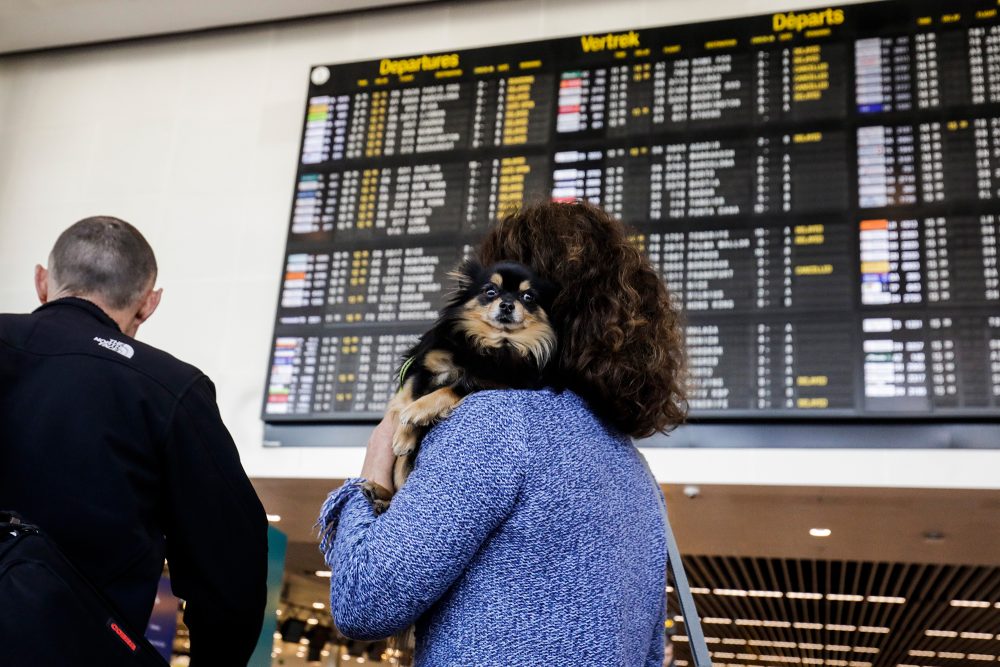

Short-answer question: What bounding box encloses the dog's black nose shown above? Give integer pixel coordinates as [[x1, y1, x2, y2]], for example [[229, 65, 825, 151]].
[[499, 301, 515, 314]]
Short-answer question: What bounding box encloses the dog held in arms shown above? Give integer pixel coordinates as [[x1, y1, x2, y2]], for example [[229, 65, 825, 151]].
[[360, 259, 557, 513]]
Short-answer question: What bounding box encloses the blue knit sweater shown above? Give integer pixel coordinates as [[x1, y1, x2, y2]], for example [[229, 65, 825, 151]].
[[318, 388, 667, 666]]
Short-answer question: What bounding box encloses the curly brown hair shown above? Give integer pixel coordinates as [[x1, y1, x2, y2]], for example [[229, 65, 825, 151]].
[[478, 201, 687, 438]]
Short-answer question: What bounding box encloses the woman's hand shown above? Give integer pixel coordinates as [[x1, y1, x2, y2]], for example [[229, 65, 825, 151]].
[[360, 411, 398, 493]]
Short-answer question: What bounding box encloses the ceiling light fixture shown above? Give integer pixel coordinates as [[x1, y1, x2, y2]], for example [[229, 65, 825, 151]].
[[968, 655, 996, 662], [866, 595, 905, 604], [925, 630, 959, 638], [809, 528, 832, 537], [950, 599, 990, 608], [749, 590, 784, 598], [924, 630, 958, 638], [735, 619, 791, 628], [826, 594, 864, 602], [266, 514, 281, 522], [858, 626, 891, 633], [714, 588, 749, 597], [312, 602, 325, 610], [960, 632, 994, 640], [787, 592, 823, 600], [315, 570, 332, 578]]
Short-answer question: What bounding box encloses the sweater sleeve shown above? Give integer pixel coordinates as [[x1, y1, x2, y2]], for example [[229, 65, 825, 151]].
[[318, 391, 530, 640]]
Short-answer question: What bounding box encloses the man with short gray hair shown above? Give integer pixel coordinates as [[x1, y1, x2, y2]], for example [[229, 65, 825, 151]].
[[0, 216, 268, 665], [34, 216, 163, 336]]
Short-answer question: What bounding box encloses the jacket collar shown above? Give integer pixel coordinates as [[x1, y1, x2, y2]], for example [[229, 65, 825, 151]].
[[34, 297, 123, 334]]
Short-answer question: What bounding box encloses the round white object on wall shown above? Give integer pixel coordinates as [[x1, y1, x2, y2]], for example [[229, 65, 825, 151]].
[[310, 66, 330, 85]]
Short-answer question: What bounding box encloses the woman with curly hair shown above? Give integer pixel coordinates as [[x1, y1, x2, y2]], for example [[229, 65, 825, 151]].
[[319, 201, 687, 666]]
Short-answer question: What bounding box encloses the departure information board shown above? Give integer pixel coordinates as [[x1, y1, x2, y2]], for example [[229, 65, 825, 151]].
[[264, 0, 1000, 423]]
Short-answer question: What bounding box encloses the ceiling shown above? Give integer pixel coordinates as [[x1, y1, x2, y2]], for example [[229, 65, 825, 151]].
[[254, 479, 1000, 665], [0, 0, 436, 55], [254, 479, 1000, 577], [670, 556, 1000, 667]]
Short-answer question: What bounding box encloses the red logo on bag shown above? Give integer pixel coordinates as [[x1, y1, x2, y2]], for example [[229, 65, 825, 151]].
[[108, 620, 137, 652]]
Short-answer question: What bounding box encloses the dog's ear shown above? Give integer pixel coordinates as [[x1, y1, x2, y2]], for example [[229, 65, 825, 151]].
[[448, 258, 483, 291]]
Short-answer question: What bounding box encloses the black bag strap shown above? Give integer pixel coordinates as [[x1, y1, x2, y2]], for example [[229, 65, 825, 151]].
[[0, 510, 22, 525], [0, 510, 35, 534], [0, 508, 169, 666]]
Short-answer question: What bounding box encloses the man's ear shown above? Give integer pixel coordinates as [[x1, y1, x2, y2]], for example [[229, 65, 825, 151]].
[[34, 265, 49, 304], [136, 287, 162, 325]]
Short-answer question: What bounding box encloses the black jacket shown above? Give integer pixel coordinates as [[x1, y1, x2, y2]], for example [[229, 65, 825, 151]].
[[0, 297, 268, 665]]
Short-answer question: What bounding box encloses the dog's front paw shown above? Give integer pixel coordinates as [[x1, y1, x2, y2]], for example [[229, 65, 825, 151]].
[[392, 424, 419, 456], [360, 481, 393, 515], [399, 389, 461, 427], [398, 402, 429, 428]]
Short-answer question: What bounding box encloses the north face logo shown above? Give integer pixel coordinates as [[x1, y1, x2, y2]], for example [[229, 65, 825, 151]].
[[93, 336, 134, 359]]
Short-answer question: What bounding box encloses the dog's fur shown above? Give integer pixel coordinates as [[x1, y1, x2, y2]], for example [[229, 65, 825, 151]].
[[367, 259, 557, 507]]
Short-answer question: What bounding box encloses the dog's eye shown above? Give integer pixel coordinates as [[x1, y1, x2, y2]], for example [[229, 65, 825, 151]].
[[483, 286, 498, 299], [521, 292, 535, 303]]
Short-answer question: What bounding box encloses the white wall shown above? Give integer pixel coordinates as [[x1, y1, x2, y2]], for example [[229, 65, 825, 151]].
[[1, 0, 998, 489]]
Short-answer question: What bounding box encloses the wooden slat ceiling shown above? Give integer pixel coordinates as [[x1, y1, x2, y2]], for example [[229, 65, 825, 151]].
[[670, 556, 1000, 667]]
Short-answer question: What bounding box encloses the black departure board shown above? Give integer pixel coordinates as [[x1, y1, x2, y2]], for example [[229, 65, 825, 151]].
[[263, 0, 1000, 423]]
